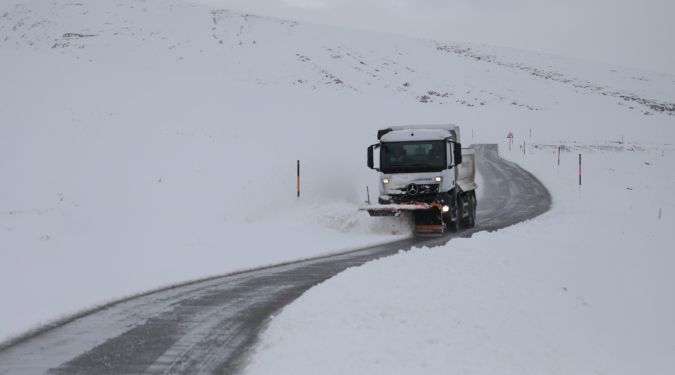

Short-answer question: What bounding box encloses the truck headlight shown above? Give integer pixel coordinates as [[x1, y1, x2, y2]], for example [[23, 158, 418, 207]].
[[442, 205, 450, 213], [435, 176, 442, 182], [382, 178, 390, 184]]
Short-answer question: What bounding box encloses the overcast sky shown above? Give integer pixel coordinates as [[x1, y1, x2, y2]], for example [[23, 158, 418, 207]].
[[202, 0, 675, 75]]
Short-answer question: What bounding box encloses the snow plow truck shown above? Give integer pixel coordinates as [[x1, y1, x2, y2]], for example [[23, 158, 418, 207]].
[[364, 125, 477, 234]]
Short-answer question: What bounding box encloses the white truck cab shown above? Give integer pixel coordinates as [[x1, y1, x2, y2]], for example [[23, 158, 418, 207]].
[[366, 125, 477, 233]]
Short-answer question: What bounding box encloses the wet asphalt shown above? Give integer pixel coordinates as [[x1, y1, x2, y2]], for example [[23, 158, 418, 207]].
[[0, 144, 551, 375]]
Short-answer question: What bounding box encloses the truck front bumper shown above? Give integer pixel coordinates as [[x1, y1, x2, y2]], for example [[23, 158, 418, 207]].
[[362, 201, 444, 217]]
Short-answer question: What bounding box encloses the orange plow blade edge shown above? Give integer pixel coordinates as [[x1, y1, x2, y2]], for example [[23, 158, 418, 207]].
[[361, 202, 447, 234]]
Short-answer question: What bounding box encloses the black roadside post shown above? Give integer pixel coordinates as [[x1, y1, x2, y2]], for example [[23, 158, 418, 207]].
[[558, 146, 561, 166], [579, 154, 582, 186], [297, 160, 300, 199]]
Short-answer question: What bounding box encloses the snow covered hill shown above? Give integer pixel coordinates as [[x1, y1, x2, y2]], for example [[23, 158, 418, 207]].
[[2, 0, 674, 121], [1, 0, 674, 358]]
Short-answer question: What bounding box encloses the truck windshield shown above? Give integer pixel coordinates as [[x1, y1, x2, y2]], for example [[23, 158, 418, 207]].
[[380, 141, 447, 173]]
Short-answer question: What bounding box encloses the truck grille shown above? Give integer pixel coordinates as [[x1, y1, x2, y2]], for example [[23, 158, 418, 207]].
[[387, 183, 439, 197], [411, 184, 439, 195]]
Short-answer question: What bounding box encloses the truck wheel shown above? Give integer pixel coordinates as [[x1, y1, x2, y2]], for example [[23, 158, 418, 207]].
[[470, 193, 477, 227], [453, 195, 462, 232], [464, 193, 476, 228]]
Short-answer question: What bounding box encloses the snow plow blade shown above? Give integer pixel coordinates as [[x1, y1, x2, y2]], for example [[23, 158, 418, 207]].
[[361, 203, 437, 217], [364, 207, 402, 217], [361, 203, 447, 234]]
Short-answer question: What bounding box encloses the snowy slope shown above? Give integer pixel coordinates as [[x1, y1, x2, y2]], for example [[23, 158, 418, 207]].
[[243, 142, 675, 375], [2, 0, 674, 123], [1, 0, 674, 347]]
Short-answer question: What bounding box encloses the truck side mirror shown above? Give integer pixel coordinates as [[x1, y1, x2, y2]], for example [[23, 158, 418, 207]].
[[454, 142, 462, 165], [367, 144, 379, 169]]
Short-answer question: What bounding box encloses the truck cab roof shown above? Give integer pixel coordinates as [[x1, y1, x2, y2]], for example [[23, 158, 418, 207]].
[[378, 124, 460, 143]]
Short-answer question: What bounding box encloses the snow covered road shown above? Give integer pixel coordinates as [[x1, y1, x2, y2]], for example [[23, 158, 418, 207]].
[[0, 144, 550, 374]]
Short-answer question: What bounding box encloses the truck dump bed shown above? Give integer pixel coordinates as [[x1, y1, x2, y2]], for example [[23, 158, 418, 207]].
[[457, 147, 477, 192]]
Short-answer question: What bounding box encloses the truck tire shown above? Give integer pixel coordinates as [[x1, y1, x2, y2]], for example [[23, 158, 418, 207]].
[[453, 194, 462, 232], [463, 192, 476, 228], [470, 192, 477, 227]]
